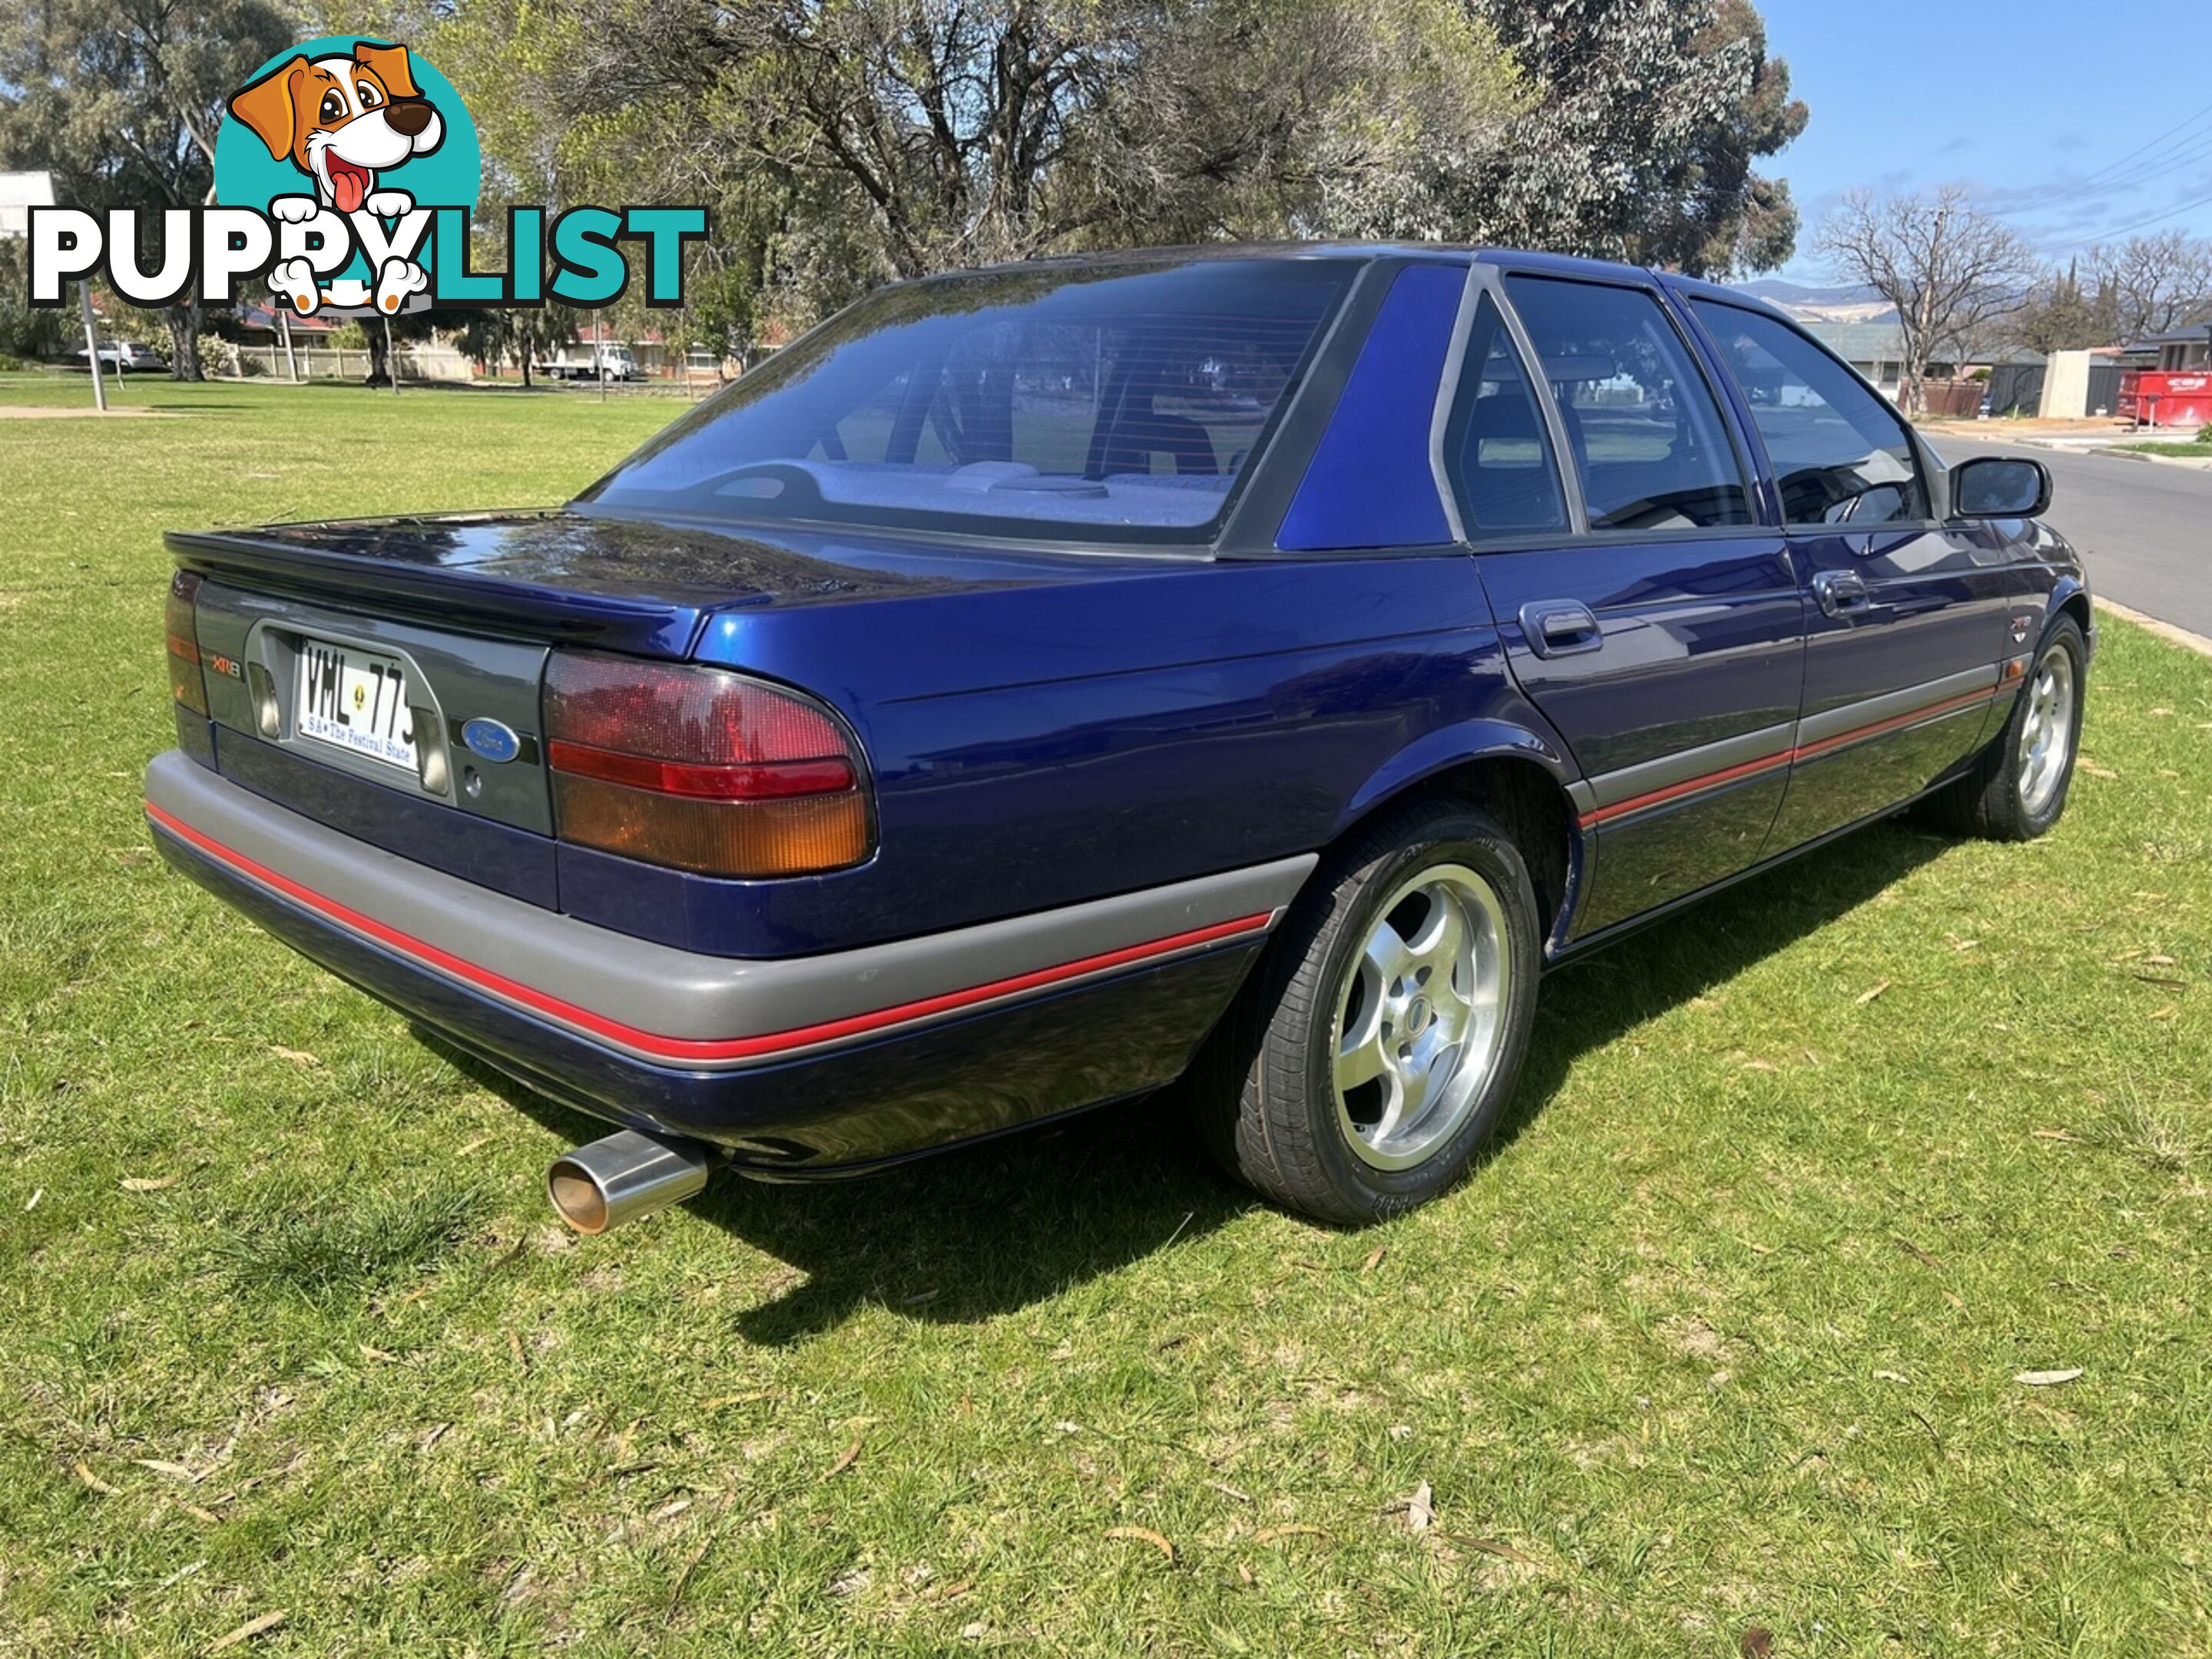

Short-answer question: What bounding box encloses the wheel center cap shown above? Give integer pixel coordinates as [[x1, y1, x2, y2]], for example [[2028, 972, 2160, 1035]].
[[1406, 996, 1431, 1035]]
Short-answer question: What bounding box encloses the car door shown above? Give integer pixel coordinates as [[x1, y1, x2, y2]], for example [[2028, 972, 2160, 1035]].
[[1684, 297, 2023, 849], [1458, 270, 1806, 942]]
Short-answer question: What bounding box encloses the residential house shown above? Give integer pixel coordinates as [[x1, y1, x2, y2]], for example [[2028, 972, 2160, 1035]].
[[1798, 319, 2035, 407], [0, 170, 53, 239], [2141, 320, 2212, 372]]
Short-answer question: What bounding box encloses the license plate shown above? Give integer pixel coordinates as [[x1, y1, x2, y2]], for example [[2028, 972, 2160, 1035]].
[[293, 637, 419, 771]]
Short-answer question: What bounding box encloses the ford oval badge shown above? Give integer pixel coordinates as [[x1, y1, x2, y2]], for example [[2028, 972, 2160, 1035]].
[[461, 717, 522, 763]]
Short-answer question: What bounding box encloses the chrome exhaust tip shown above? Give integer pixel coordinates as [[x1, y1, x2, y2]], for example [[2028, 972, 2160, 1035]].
[[548, 1129, 711, 1234]]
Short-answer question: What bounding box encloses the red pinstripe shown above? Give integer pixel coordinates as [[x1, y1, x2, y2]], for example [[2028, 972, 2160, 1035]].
[[1787, 684, 1999, 763], [1578, 748, 1793, 829], [1577, 678, 2005, 830], [146, 803, 1273, 1066]]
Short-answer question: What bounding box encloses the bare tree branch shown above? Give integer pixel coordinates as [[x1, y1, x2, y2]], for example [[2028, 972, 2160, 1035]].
[[1819, 186, 2036, 416], [2088, 230, 2212, 340]]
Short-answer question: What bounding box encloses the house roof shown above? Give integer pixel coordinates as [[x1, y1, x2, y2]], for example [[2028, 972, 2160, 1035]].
[[2139, 317, 2212, 345], [1800, 320, 1906, 361], [1799, 319, 2037, 366], [233, 302, 339, 334]]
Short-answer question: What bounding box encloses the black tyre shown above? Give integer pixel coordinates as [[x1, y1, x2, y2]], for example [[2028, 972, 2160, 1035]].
[[1921, 614, 2086, 842], [1191, 803, 1542, 1225]]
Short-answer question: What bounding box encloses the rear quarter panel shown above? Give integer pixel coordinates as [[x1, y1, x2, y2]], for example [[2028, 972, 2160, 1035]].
[[609, 554, 1578, 955]]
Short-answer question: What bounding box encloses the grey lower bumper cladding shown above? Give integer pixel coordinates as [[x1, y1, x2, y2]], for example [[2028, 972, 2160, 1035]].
[[144, 750, 1313, 1070]]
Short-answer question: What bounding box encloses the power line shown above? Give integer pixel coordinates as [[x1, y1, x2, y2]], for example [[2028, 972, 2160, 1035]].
[[2061, 128, 2212, 207], [2024, 116, 2212, 251], [2026, 114, 2212, 218], [2031, 97, 2212, 209], [2065, 179, 2212, 247], [2029, 147, 2212, 251], [2071, 129, 2212, 204]]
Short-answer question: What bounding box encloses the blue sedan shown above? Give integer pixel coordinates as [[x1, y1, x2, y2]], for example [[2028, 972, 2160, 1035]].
[[147, 245, 2090, 1228]]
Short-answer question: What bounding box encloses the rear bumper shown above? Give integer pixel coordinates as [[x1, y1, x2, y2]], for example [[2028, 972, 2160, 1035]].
[[145, 750, 1310, 1167]]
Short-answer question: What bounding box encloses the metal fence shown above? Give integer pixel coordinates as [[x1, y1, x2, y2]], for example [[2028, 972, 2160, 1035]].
[[1984, 363, 2045, 419], [2084, 363, 2124, 418]]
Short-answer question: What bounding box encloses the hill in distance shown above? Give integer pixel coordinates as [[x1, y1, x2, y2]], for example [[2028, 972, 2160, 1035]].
[[1736, 278, 1882, 306], [1733, 276, 1898, 323]]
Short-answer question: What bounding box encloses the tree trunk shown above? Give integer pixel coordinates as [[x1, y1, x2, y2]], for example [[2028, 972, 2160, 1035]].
[[1902, 293, 1935, 417], [366, 326, 389, 386], [165, 303, 204, 381]]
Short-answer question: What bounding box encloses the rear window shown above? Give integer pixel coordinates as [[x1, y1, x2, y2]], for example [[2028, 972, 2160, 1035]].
[[583, 260, 1352, 542]]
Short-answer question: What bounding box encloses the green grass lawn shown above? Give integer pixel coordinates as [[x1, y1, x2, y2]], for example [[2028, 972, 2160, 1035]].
[[3, 376, 2209, 1656], [2116, 440, 2212, 462]]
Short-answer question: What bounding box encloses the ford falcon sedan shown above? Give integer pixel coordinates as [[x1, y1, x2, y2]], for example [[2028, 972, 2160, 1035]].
[[147, 245, 2089, 1229]]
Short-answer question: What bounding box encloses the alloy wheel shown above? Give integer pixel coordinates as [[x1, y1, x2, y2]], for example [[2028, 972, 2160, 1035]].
[[2016, 643, 2076, 816], [1331, 863, 1512, 1171]]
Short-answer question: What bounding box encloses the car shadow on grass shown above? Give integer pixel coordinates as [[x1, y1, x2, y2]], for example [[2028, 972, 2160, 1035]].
[[438, 818, 1947, 1345], [450, 1053, 1253, 1346], [1501, 818, 1949, 1148]]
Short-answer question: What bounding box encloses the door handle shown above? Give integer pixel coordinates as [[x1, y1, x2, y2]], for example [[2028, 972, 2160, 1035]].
[[1813, 569, 1872, 618], [1518, 600, 1603, 659]]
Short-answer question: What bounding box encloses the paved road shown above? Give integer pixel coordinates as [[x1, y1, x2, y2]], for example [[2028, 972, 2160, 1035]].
[[1932, 435, 2211, 640]]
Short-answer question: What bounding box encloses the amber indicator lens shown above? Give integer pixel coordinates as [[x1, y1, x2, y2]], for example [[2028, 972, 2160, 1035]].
[[166, 571, 207, 717]]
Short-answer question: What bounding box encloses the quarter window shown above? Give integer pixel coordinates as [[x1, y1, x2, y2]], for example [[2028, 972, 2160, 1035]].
[[1445, 294, 1568, 538], [1690, 300, 1926, 527], [1504, 276, 1753, 531]]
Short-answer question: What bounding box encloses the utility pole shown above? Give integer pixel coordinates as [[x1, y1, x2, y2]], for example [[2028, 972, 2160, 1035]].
[[279, 307, 299, 383], [77, 282, 107, 413], [382, 313, 399, 399]]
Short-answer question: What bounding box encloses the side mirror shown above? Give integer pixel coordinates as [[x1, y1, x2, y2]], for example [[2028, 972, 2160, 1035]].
[[1951, 455, 2051, 518]]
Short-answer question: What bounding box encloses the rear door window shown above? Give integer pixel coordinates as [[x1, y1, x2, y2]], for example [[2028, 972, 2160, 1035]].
[[1690, 300, 1927, 527], [1503, 276, 1753, 532]]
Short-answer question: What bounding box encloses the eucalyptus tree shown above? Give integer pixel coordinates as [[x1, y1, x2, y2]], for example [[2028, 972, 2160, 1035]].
[[1454, 0, 1805, 275], [452, 0, 1523, 325], [0, 0, 297, 377]]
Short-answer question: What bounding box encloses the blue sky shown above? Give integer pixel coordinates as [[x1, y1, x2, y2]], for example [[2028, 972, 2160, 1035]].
[[1759, 0, 2212, 281]]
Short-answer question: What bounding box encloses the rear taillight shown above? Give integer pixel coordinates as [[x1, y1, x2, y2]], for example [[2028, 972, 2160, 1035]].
[[166, 571, 207, 715], [544, 651, 873, 878]]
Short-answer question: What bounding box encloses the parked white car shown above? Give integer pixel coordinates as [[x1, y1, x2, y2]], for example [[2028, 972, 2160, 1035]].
[[80, 340, 170, 373]]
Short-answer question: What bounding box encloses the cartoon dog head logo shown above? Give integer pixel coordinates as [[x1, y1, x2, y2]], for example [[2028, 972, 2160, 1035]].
[[228, 41, 445, 217], [214, 35, 480, 319]]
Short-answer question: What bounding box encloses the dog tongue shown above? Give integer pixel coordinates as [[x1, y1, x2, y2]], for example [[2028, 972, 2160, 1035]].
[[330, 164, 368, 214]]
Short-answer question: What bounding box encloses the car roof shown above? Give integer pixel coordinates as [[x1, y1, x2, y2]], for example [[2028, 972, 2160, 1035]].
[[905, 242, 1796, 320]]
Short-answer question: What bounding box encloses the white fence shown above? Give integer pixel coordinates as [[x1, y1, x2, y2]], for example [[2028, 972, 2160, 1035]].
[[228, 345, 731, 393], [233, 344, 478, 382]]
